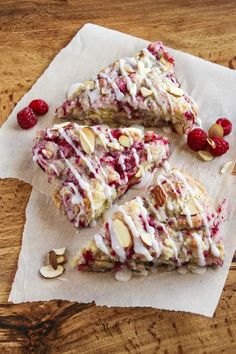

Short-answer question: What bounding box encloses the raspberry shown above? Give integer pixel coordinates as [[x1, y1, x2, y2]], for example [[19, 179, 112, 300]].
[[29, 99, 49, 115], [216, 118, 232, 136], [187, 128, 208, 151], [207, 137, 229, 156], [17, 107, 38, 129]]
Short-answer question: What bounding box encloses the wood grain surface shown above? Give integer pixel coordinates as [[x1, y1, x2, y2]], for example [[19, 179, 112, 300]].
[[0, 1, 236, 353]]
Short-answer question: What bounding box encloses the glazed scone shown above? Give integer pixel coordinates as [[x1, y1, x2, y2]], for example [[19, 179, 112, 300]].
[[32, 123, 169, 227], [73, 169, 224, 274], [56, 42, 198, 135]]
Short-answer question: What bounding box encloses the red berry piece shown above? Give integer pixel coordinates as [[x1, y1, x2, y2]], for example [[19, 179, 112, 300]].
[[187, 128, 208, 151], [216, 118, 232, 136], [17, 107, 38, 129], [207, 137, 229, 156], [29, 99, 49, 116]]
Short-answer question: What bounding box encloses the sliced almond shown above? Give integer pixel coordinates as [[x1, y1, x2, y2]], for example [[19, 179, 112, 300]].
[[125, 64, 135, 73], [152, 185, 166, 208], [113, 219, 132, 248], [140, 87, 153, 97], [221, 160, 234, 174], [138, 61, 151, 74], [118, 135, 131, 148], [198, 150, 213, 161], [135, 168, 142, 178], [84, 80, 95, 90], [42, 149, 53, 159], [79, 127, 95, 154], [208, 123, 224, 138], [51, 122, 71, 131], [57, 255, 67, 265], [49, 250, 58, 270], [40, 265, 64, 279], [166, 85, 184, 97], [181, 202, 198, 216], [140, 232, 153, 246], [207, 138, 216, 149], [53, 247, 66, 256], [173, 123, 184, 135]]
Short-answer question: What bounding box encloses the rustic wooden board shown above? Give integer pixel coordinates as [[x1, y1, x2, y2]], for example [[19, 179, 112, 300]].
[[0, 1, 236, 353]]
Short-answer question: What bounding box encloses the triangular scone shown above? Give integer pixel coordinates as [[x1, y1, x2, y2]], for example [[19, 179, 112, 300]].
[[33, 123, 169, 227], [56, 42, 198, 135], [73, 169, 224, 274]]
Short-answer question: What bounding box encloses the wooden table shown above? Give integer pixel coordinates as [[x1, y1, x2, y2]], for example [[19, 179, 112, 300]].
[[0, 1, 235, 352]]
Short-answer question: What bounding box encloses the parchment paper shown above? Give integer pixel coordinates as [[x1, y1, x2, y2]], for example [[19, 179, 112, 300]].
[[0, 24, 235, 316]]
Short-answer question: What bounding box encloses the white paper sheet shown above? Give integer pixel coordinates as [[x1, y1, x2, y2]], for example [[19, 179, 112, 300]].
[[1, 24, 235, 316]]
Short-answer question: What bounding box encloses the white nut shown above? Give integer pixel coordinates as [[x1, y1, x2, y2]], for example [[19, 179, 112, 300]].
[[84, 80, 95, 90], [220, 161, 234, 174], [140, 232, 153, 246], [79, 127, 95, 154], [113, 219, 132, 248], [166, 85, 184, 97], [140, 87, 153, 97], [40, 265, 64, 279], [51, 122, 71, 130], [53, 247, 66, 256], [118, 135, 131, 147], [198, 150, 214, 161], [57, 255, 67, 264]]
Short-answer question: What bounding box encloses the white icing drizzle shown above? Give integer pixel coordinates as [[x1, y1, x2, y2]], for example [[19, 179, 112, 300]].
[[119, 58, 137, 107], [192, 233, 206, 266], [94, 233, 110, 256], [157, 174, 178, 196], [163, 160, 171, 172], [136, 197, 161, 257], [61, 154, 95, 218], [118, 154, 128, 183], [100, 72, 125, 101], [59, 126, 112, 202], [144, 144, 152, 162], [132, 148, 140, 165], [108, 220, 126, 262], [119, 207, 153, 261]]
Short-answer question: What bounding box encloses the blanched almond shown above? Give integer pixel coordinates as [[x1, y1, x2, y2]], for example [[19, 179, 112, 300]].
[[220, 160, 233, 174], [166, 85, 184, 97], [181, 202, 198, 216], [79, 127, 95, 154], [53, 247, 66, 256], [40, 265, 64, 279], [208, 123, 224, 138], [207, 138, 216, 149], [51, 122, 71, 130], [140, 87, 153, 97], [113, 219, 132, 248], [140, 232, 153, 246], [118, 135, 131, 147], [198, 150, 213, 161], [57, 255, 67, 264], [135, 168, 142, 178], [84, 80, 95, 90]]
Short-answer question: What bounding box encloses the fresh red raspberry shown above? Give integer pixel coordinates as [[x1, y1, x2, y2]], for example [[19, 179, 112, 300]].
[[187, 128, 208, 151], [207, 137, 229, 156], [29, 99, 49, 115], [17, 107, 38, 129], [216, 118, 232, 136]]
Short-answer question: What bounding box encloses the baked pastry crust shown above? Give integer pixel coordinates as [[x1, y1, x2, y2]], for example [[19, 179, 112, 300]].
[[32, 123, 169, 227], [56, 42, 198, 134], [74, 169, 224, 273]]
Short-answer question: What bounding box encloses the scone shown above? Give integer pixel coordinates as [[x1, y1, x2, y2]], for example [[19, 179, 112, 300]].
[[56, 41, 198, 135], [73, 169, 224, 275], [33, 123, 169, 227]]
